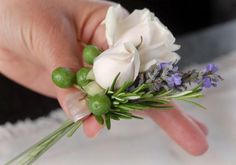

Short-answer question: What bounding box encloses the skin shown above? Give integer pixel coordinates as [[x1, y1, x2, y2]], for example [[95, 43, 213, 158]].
[[0, 0, 208, 156]]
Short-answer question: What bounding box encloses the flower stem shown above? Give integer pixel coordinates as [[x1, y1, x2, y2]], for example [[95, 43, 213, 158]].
[[5, 120, 81, 165]]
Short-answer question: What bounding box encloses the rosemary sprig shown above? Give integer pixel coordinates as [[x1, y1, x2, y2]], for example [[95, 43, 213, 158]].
[[5, 120, 82, 165], [97, 72, 209, 131]]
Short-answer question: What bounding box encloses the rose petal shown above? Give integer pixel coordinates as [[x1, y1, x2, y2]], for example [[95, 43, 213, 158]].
[[105, 5, 128, 47], [93, 42, 140, 89], [104, 6, 180, 72]]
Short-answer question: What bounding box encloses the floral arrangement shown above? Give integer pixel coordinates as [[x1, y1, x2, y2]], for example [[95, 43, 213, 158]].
[[5, 5, 222, 165]]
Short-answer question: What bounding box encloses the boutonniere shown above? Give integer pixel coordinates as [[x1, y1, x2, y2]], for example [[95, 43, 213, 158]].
[[6, 5, 222, 165]]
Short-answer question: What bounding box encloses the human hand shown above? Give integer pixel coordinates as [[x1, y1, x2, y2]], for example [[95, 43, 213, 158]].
[[0, 0, 208, 155]]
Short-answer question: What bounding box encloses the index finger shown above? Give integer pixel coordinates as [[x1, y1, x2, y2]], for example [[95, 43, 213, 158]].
[[146, 106, 208, 156]]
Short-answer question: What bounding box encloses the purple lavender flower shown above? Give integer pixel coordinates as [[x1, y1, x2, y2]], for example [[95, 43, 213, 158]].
[[172, 66, 179, 72], [199, 64, 222, 88], [158, 62, 169, 70], [131, 62, 222, 93], [167, 73, 182, 88], [204, 64, 218, 73], [202, 77, 212, 88]]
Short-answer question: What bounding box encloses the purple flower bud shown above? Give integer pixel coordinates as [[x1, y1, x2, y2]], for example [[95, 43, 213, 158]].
[[205, 64, 218, 73], [167, 73, 182, 88], [202, 77, 212, 88], [172, 66, 179, 72], [167, 77, 174, 88], [173, 74, 182, 85], [158, 63, 169, 70]]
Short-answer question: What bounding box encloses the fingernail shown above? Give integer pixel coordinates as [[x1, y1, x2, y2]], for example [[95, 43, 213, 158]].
[[65, 92, 91, 122]]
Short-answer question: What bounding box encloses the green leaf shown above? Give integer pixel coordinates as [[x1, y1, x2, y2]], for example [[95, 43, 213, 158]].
[[177, 99, 207, 110], [116, 92, 126, 97], [121, 103, 149, 110], [148, 105, 174, 110], [132, 83, 151, 94], [178, 93, 204, 99], [131, 115, 144, 119], [110, 73, 120, 91], [154, 89, 174, 97], [110, 113, 120, 120], [107, 90, 114, 95], [95, 115, 104, 125], [111, 111, 143, 120], [115, 105, 134, 111], [112, 108, 130, 113], [141, 91, 154, 98], [133, 102, 173, 110], [112, 110, 132, 115], [105, 88, 109, 94], [123, 95, 141, 100], [192, 84, 202, 92], [105, 113, 111, 130], [111, 112, 133, 119], [138, 97, 169, 104], [5, 120, 75, 165], [114, 81, 133, 95], [170, 91, 193, 98], [113, 101, 120, 105], [111, 96, 126, 102], [67, 121, 82, 137]]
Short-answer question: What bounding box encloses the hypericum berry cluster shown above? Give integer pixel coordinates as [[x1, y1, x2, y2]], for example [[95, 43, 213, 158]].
[[52, 45, 112, 118], [131, 62, 223, 92]]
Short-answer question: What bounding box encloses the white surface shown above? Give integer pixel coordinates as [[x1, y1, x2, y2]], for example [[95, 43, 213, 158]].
[[0, 53, 236, 165]]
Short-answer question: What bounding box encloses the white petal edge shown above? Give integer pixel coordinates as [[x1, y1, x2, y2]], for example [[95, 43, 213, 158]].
[[105, 5, 128, 47]]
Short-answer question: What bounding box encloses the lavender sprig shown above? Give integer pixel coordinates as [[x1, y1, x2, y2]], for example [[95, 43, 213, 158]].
[[130, 62, 223, 92]]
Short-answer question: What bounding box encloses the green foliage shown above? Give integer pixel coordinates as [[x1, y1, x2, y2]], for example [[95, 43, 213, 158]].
[[101, 76, 207, 130], [5, 120, 80, 165]]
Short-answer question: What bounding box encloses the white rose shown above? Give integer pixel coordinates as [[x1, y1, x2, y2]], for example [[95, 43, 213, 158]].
[[93, 42, 140, 89], [105, 5, 180, 71]]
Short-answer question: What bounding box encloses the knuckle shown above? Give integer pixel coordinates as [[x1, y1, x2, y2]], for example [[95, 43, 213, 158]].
[[77, 1, 111, 42], [0, 47, 15, 61]]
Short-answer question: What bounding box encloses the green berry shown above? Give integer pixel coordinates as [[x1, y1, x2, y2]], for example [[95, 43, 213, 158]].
[[52, 67, 75, 88], [88, 94, 111, 116], [83, 45, 101, 65], [76, 67, 91, 87]]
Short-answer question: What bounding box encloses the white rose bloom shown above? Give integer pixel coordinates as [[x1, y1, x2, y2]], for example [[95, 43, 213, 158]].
[[105, 5, 180, 71], [93, 42, 140, 89]]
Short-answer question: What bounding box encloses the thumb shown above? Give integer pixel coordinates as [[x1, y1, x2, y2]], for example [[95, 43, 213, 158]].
[[35, 19, 91, 122]]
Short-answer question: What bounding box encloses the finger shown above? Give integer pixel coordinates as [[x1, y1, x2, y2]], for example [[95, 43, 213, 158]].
[[73, 1, 128, 50], [74, 1, 110, 49], [91, 23, 108, 51], [0, 50, 56, 98], [34, 18, 91, 122], [90, 5, 129, 50], [83, 115, 103, 138], [188, 115, 208, 135], [134, 109, 209, 136], [146, 108, 208, 156]]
